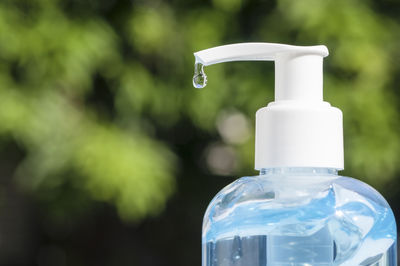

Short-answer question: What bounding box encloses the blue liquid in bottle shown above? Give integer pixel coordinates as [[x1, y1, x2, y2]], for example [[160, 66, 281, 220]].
[[202, 168, 397, 266]]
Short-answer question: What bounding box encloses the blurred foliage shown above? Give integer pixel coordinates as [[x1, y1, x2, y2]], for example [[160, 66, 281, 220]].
[[0, 0, 399, 226]]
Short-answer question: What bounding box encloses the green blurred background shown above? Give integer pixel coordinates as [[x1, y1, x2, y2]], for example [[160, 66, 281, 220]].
[[0, 0, 399, 265]]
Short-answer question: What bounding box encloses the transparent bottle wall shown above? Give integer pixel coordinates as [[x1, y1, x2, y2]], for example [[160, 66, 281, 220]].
[[202, 168, 397, 266]]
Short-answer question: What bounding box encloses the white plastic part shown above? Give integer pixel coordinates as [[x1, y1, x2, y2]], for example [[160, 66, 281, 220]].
[[194, 43, 344, 170]]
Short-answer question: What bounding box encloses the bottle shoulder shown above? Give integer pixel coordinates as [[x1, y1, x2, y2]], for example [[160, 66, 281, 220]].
[[206, 174, 391, 212], [203, 174, 396, 241], [331, 175, 391, 208]]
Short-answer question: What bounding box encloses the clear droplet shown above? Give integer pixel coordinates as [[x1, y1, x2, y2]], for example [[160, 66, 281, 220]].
[[193, 62, 207, 89]]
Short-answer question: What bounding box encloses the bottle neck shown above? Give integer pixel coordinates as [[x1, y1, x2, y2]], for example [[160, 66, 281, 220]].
[[259, 167, 338, 176]]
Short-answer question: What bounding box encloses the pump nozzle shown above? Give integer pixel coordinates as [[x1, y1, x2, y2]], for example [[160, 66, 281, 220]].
[[194, 43, 328, 65], [193, 42, 343, 170], [194, 43, 328, 101]]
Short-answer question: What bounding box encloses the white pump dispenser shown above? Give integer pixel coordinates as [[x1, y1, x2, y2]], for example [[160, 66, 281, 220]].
[[194, 43, 343, 170]]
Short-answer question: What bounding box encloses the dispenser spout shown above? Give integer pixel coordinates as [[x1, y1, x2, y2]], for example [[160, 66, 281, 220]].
[[194, 43, 328, 66], [193, 43, 329, 101]]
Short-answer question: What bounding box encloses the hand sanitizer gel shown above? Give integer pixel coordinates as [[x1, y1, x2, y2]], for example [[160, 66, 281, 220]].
[[193, 43, 397, 266]]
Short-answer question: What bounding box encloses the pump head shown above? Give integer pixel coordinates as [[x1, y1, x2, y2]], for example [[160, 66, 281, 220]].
[[193, 42, 343, 170]]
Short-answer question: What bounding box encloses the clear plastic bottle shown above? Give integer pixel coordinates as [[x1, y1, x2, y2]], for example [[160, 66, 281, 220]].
[[193, 43, 397, 265], [202, 168, 397, 266]]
